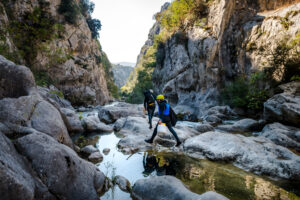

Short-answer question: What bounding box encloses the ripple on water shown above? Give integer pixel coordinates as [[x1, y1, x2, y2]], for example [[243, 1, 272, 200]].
[[79, 132, 300, 200]]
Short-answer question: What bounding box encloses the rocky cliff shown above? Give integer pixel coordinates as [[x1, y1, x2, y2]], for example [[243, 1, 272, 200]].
[[112, 64, 134, 88], [0, 0, 112, 106], [135, 0, 300, 118]]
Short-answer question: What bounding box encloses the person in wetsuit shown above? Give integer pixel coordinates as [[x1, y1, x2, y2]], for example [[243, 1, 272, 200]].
[[143, 89, 156, 129], [144, 94, 182, 146]]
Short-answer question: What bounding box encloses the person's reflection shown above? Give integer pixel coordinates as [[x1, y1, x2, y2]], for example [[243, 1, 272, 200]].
[[142, 152, 178, 176]]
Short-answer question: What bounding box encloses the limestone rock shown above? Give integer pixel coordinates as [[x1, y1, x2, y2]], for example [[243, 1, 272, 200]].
[[82, 115, 113, 133], [98, 102, 144, 124], [261, 122, 300, 151], [184, 131, 300, 180], [0, 132, 55, 200], [264, 93, 300, 127], [15, 132, 108, 200], [132, 176, 229, 200], [0, 55, 36, 99], [113, 175, 131, 192], [217, 118, 260, 132], [88, 152, 103, 163], [81, 145, 99, 156], [60, 108, 84, 134]]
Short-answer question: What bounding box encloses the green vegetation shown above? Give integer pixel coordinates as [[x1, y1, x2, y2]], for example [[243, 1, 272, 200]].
[[156, 0, 207, 32], [58, 0, 101, 38], [74, 135, 99, 148], [49, 89, 64, 98], [8, 6, 56, 65], [58, 0, 80, 24], [34, 71, 53, 87], [221, 72, 269, 112]]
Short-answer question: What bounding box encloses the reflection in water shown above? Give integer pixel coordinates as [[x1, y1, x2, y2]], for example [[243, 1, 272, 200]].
[[79, 133, 299, 200]]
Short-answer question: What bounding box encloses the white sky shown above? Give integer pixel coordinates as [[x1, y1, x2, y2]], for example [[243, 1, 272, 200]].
[[92, 0, 170, 64]]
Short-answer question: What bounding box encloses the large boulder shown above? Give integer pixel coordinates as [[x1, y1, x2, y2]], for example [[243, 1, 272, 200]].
[[0, 55, 36, 99], [98, 102, 144, 124], [38, 86, 73, 109], [132, 176, 229, 200], [0, 132, 55, 200], [184, 132, 300, 180], [264, 93, 300, 127], [217, 118, 260, 132], [0, 95, 73, 147], [15, 132, 108, 200], [82, 115, 113, 133], [60, 108, 84, 134], [202, 106, 237, 125], [261, 123, 300, 151]]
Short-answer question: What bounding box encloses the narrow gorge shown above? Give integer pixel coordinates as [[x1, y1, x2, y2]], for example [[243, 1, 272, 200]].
[[0, 0, 299, 200]]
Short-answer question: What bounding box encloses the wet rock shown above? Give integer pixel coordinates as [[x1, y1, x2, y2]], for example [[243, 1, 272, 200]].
[[155, 137, 176, 147], [60, 108, 84, 134], [98, 102, 144, 124], [0, 55, 36, 99], [261, 123, 300, 151], [88, 152, 103, 163], [0, 95, 73, 148], [184, 131, 300, 180], [132, 176, 229, 200], [195, 123, 214, 133], [0, 132, 55, 200], [103, 148, 110, 155], [264, 93, 300, 127], [113, 117, 127, 132], [82, 115, 113, 133], [81, 145, 99, 156], [217, 118, 260, 132], [113, 175, 131, 192], [15, 132, 108, 199]]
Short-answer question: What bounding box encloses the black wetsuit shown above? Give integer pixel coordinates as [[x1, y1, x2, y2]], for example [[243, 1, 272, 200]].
[[147, 100, 181, 144], [144, 91, 156, 128]]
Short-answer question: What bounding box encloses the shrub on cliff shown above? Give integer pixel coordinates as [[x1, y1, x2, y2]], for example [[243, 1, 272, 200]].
[[58, 0, 79, 24]]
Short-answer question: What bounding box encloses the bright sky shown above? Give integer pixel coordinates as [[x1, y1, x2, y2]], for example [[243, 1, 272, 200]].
[[92, 0, 171, 64]]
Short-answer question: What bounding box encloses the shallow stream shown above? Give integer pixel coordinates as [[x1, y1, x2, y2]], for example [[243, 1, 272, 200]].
[[77, 131, 300, 200]]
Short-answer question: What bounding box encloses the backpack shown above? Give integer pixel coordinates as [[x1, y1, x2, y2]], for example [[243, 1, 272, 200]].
[[169, 107, 177, 126]]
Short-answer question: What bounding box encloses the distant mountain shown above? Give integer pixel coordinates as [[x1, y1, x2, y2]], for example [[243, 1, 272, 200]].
[[112, 64, 134, 88], [114, 62, 135, 68]]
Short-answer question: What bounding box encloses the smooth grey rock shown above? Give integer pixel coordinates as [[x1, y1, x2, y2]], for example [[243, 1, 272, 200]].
[[15, 132, 108, 200], [38, 86, 72, 109], [113, 117, 127, 132], [0, 132, 55, 200], [0, 55, 36, 99], [31, 101, 73, 148], [60, 108, 84, 133], [132, 176, 228, 200], [103, 148, 110, 155], [261, 123, 300, 151], [81, 145, 99, 156], [204, 115, 222, 125], [217, 118, 259, 132], [0, 95, 73, 147], [184, 131, 300, 180], [82, 115, 113, 133], [114, 175, 131, 192], [98, 102, 144, 124], [195, 123, 214, 133], [264, 93, 300, 127], [88, 152, 103, 163]]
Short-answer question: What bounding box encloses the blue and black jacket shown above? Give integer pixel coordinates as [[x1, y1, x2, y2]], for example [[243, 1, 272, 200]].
[[158, 100, 171, 123]]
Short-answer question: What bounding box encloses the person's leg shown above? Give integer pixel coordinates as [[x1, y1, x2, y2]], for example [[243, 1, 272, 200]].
[[148, 107, 155, 129], [166, 122, 181, 146], [145, 122, 159, 143]]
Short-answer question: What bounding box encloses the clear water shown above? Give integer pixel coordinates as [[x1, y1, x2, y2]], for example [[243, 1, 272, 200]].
[[86, 132, 300, 200]]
